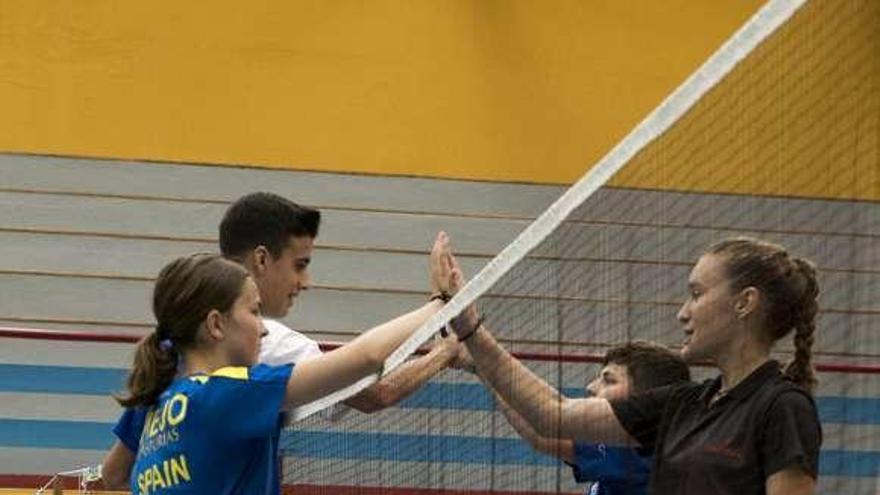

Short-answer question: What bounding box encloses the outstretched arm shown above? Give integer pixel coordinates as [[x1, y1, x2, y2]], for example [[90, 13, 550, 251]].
[[284, 232, 456, 410], [494, 388, 576, 462], [101, 440, 134, 490], [344, 332, 458, 413], [285, 298, 445, 409], [343, 230, 464, 413], [447, 261, 633, 446], [459, 324, 630, 444], [453, 346, 575, 461]]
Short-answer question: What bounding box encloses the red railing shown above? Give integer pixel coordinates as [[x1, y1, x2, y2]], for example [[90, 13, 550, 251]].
[[2, 326, 880, 374]]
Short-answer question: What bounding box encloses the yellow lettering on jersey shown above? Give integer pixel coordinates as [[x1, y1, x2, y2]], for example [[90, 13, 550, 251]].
[[135, 454, 191, 494], [150, 465, 166, 489], [147, 407, 165, 437], [137, 469, 149, 494], [163, 460, 171, 487], [170, 454, 191, 484], [143, 409, 154, 439], [167, 393, 187, 426], [147, 393, 188, 438]]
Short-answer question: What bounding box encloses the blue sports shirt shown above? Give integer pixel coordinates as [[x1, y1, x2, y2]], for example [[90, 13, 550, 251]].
[[115, 364, 293, 495], [114, 405, 147, 453], [570, 442, 651, 495]]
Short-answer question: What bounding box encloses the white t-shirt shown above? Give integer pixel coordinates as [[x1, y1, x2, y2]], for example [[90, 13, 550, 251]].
[[259, 318, 323, 366], [259, 318, 347, 421]]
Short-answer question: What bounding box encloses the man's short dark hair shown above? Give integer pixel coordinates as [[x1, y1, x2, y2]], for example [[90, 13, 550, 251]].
[[219, 192, 321, 259], [603, 341, 690, 394]]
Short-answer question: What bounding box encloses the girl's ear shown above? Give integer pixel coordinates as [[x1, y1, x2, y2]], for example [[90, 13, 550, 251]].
[[204, 309, 226, 341]]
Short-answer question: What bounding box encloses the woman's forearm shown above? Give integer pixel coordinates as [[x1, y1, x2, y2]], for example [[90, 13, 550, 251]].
[[465, 325, 631, 444], [465, 326, 567, 436]]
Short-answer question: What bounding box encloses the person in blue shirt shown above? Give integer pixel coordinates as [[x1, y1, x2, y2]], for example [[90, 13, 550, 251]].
[[474, 341, 689, 495], [103, 232, 459, 494]]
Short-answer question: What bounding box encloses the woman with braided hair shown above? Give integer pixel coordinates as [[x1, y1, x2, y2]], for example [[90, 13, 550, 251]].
[[452, 237, 822, 495]]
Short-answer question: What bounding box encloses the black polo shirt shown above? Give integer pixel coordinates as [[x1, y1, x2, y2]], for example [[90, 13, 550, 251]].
[[610, 360, 821, 494]]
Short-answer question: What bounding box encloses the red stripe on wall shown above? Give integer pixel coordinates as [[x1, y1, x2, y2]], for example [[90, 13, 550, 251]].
[[2, 326, 880, 374]]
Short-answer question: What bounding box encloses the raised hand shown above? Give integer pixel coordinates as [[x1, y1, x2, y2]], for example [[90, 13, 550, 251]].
[[429, 231, 453, 299], [447, 256, 481, 340]]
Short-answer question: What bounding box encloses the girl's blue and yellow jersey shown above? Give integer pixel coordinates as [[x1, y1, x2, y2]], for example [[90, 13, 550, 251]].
[[115, 364, 293, 495]]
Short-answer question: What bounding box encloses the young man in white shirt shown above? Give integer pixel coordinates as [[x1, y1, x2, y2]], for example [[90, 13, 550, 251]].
[[219, 192, 459, 412]]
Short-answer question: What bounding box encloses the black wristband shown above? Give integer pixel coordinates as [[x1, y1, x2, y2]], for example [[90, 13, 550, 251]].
[[429, 291, 452, 303], [458, 316, 484, 342]]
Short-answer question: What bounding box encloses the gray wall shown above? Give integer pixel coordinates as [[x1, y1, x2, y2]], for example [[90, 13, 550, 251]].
[[1, 155, 878, 493]]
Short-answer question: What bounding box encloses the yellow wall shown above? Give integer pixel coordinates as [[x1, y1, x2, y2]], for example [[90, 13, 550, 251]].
[[0, 0, 876, 200], [0, 1, 761, 181], [609, 0, 880, 202]]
